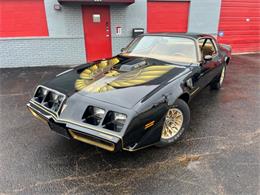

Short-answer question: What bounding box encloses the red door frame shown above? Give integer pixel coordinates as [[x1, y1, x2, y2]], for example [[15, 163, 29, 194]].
[[82, 5, 112, 62]]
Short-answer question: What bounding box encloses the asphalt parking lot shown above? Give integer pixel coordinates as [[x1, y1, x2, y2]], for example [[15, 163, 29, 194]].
[[0, 54, 259, 194]]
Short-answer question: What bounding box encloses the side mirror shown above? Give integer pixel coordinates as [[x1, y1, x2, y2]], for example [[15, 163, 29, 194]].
[[121, 48, 127, 53], [204, 55, 213, 61]]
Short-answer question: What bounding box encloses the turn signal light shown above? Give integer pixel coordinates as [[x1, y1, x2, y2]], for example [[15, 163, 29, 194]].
[[144, 120, 155, 129]]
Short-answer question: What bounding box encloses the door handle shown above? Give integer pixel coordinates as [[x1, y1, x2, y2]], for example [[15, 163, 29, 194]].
[[106, 35, 110, 37]]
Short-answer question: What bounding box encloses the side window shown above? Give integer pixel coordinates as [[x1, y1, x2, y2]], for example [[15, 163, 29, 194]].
[[198, 38, 217, 57]]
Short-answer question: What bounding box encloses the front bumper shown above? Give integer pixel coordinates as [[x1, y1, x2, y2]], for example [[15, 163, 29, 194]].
[[27, 102, 122, 152]]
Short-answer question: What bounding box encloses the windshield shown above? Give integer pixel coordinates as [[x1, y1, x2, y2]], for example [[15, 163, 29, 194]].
[[123, 36, 197, 63]]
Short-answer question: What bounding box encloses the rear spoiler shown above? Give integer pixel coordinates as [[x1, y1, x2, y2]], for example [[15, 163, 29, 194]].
[[220, 44, 232, 64]]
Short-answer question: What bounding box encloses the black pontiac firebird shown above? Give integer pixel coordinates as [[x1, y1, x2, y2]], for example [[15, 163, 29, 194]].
[[27, 33, 231, 152]]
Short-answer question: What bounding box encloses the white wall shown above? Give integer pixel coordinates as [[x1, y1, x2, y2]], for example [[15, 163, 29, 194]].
[[110, 0, 147, 55], [188, 0, 221, 34]]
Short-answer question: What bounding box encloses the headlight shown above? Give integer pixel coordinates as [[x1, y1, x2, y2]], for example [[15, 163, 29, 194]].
[[34, 87, 48, 103], [114, 112, 127, 124], [33, 86, 65, 113], [82, 106, 105, 126], [52, 95, 64, 112], [93, 107, 106, 118], [103, 111, 127, 132], [82, 106, 127, 131]]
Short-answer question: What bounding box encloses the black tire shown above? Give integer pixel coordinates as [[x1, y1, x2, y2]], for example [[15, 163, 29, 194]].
[[156, 99, 190, 147], [210, 65, 226, 90]]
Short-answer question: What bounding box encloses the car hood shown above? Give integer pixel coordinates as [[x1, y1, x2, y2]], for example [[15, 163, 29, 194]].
[[43, 56, 187, 109]]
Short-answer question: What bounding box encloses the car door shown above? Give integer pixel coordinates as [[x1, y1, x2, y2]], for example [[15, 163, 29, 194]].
[[194, 38, 222, 89]]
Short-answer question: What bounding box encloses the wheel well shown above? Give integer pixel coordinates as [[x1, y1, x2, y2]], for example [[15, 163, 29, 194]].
[[178, 93, 190, 103]]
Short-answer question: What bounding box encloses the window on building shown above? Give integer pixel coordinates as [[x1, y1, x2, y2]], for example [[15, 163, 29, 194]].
[[0, 0, 49, 37]]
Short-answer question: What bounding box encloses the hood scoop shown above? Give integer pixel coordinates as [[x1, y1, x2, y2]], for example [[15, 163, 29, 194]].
[[119, 58, 147, 72]]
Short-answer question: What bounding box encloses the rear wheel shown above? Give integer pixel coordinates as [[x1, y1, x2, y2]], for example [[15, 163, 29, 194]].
[[210, 65, 226, 90], [157, 99, 190, 147]]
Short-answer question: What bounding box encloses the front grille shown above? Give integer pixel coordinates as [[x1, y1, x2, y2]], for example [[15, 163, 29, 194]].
[[33, 86, 66, 114]]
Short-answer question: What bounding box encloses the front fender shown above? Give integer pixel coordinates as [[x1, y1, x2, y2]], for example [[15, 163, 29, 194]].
[[133, 78, 185, 114], [123, 101, 169, 150], [122, 72, 190, 150]]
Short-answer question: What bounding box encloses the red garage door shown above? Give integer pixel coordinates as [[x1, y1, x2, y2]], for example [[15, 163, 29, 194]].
[[218, 0, 260, 53], [147, 1, 190, 33], [0, 0, 48, 37]]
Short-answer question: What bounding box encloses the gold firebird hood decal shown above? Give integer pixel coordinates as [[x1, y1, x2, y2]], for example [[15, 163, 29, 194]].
[[75, 59, 175, 93], [109, 65, 175, 87], [75, 57, 120, 91]]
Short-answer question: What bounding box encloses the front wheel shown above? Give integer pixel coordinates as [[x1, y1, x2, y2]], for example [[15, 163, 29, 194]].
[[210, 65, 226, 90], [157, 99, 190, 147]]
